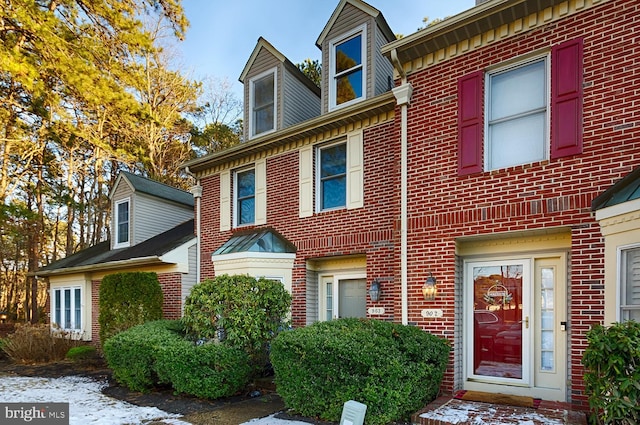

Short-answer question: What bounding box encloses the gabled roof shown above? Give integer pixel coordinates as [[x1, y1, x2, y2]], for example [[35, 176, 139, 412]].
[[35, 220, 195, 276], [238, 37, 320, 95], [213, 228, 296, 256], [592, 167, 640, 211], [316, 0, 395, 48], [110, 171, 193, 207]]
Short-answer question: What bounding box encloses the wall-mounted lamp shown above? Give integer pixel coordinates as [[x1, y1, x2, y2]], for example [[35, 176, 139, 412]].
[[369, 279, 381, 302], [0, 312, 7, 323], [422, 273, 437, 300]]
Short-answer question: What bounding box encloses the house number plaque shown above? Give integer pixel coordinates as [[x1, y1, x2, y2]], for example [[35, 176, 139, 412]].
[[421, 309, 444, 318], [368, 307, 385, 315]]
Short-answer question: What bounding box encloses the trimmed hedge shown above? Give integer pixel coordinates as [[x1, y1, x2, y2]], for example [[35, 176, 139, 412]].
[[103, 320, 251, 398], [98, 271, 163, 342], [582, 321, 640, 424], [270, 318, 450, 425], [156, 339, 251, 399], [103, 320, 183, 392]]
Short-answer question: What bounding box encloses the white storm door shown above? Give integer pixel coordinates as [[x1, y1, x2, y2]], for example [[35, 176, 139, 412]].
[[322, 276, 366, 320]]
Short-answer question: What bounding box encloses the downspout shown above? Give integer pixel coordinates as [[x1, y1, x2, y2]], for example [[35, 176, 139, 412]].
[[390, 49, 413, 325], [185, 166, 202, 284]]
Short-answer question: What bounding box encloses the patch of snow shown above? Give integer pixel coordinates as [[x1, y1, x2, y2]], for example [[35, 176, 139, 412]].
[[419, 400, 564, 425], [0, 375, 314, 425]]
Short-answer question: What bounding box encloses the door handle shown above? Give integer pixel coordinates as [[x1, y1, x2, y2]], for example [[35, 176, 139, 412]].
[[520, 316, 529, 329]]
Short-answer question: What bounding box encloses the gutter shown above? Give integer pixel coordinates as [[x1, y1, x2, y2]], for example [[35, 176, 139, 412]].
[[31, 256, 168, 277], [185, 166, 202, 284], [390, 48, 413, 326]]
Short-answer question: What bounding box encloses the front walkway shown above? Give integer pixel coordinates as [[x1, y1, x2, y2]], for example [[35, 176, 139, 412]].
[[413, 396, 588, 425]]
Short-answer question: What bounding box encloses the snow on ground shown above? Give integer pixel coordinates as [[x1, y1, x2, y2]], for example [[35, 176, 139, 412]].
[[0, 375, 311, 425]]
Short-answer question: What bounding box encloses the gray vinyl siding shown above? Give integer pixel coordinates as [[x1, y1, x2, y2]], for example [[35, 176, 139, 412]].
[[111, 182, 134, 250], [283, 67, 321, 128], [243, 49, 281, 141], [374, 26, 394, 96], [132, 192, 193, 245], [306, 269, 319, 325], [182, 243, 198, 310], [320, 3, 381, 113]]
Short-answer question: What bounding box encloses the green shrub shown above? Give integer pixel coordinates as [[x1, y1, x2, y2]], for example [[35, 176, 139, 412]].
[[182, 275, 291, 373], [66, 345, 97, 362], [98, 271, 163, 342], [103, 320, 184, 392], [582, 321, 640, 424], [156, 340, 251, 399], [1, 323, 81, 363], [270, 318, 450, 425]]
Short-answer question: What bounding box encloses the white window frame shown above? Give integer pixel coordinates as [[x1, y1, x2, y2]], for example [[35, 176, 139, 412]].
[[484, 54, 550, 171], [249, 67, 277, 139], [618, 243, 640, 322], [114, 198, 130, 248], [233, 166, 256, 227], [315, 140, 347, 212], [52, 286, 82, 331], [329, 24, 367, 111]]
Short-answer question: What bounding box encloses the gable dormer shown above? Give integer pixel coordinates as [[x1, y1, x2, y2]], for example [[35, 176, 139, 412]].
[[316, 0, 396, 113], [109, 171, 194, 250], [240, 37, 321, 141]]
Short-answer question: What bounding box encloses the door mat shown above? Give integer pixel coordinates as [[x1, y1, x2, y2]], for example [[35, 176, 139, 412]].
[[454, 390, 542, 409]]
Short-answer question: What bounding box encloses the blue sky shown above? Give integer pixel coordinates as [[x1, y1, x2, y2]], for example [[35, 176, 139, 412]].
[[179, 0, 476, 98]]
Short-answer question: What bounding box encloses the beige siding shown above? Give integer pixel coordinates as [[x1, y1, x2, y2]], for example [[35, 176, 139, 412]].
[[282, 68, 320, 128], [243, 49, 282, 140], [374, 26, 394, 96], [133, 193, 193, 244], [181, 243, 199, 309]]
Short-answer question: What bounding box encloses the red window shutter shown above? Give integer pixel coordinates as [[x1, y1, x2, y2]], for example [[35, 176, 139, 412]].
[[458, 71, 484, 176], [551, 38, 583, 159]]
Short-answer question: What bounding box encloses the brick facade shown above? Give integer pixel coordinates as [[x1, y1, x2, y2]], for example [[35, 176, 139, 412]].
[[192, 0, 639, 410]]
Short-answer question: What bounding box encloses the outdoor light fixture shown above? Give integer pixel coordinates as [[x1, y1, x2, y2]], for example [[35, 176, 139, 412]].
[[368, 279, 381, 302], [0, 312, 7, 323], [422, 273, 437, 300]]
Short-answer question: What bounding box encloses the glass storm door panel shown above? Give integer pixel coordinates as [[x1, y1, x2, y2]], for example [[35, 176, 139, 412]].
[[338, 279, 367, 319], [468, 260, 530, 383]]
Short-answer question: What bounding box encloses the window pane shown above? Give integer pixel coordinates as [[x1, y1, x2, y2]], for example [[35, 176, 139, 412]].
[[64, 289, 71, 329], [74, 288, 81, 329], [117, 201, 129, 244], [322, 177, 346, 209], [253, 73, 274, 135], [489, 112, 545, 169], [54, 289, 61, 327], [320, 144, 346, 177], [237, 169, 255, 225], [239, 198, 255, 225], [335, 35, 361, 73], [624, 248, 640, 306], [254, 74, 274, 108], [336, 70, 362, 105], [320, 144, 347, 210], [490, 60, 545, 121]]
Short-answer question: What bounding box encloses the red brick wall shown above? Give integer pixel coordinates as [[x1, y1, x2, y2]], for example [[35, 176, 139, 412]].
[[402, 0, 639, 406], [199, 120, 400, 326]]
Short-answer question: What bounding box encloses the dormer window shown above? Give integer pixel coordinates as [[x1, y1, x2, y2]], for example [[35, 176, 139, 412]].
[[115, 198, 130, 248], [250, 68, 277, 138], [330, 25, 366, 109]]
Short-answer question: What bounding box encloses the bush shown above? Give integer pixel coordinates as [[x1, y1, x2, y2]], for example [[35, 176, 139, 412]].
[[156, 340, 251, 399], [1, 323, 81, 364], [270, 318, 450, 425], [182, 275, 291, 373], [98, 271, 163, 342], [582, 321, 640, 424], [103, 320, 184, 392], [66, 345, 98, 362]]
